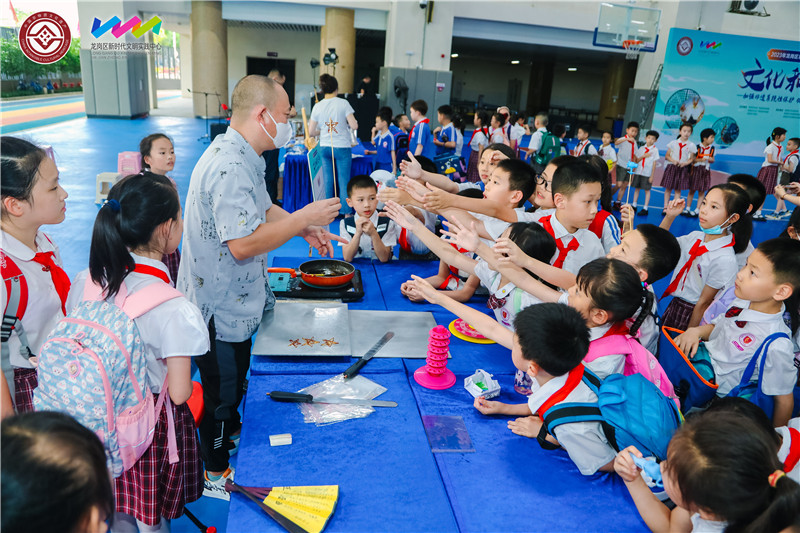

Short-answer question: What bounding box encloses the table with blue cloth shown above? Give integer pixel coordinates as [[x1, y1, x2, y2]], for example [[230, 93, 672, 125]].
[[228, 258, 648, 532], [283, 145, 375, 212]]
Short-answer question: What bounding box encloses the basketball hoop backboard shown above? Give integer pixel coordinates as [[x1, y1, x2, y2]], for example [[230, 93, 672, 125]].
[[593, 3, 661, 53]]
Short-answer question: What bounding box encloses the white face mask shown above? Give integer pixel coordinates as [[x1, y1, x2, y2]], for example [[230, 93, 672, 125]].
[[260, 110, 292, 148]]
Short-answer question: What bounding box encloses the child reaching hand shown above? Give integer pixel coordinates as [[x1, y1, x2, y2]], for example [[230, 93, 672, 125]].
[[615, 411, 800, 533]]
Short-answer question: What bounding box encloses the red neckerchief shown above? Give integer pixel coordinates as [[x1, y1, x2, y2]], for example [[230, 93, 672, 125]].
[[410, 118, 430, 144], [661, 237, 734, 299], [784, 149, 799, 164], [773, 141, 782, 161], [31, 252, 70, 314], [468, 127, 488, 145], [677, 142, 687, 161], [639, 146, 651, 168], [132, 264, 170, 284], [575, 140, 590, 156], [626, 136, 636, 160], [599, 321, 630, 339], [540, 215, 580, 269], [785, 427, 800, 472], [536, 364, 586, 418]]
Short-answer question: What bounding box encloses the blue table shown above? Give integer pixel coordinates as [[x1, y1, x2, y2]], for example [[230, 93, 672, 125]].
[[231, 258, 651, 532], [405, 369, 648, 532], [228, 371, 459, 533], [283, 149, 374, 212]]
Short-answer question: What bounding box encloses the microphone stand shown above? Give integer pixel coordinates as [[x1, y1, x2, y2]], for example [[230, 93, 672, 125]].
[[188, 88, 219, 143]]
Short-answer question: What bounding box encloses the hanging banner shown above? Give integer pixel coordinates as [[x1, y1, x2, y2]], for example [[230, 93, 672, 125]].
[[654, 28, 800, 157]]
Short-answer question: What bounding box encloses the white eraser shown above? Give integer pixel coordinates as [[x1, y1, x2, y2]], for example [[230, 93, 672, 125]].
[[269, 433, 292, 446]]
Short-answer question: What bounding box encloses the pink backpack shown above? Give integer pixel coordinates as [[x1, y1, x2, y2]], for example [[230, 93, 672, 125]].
[[584, 334, 680, 409], [35, 279, 181, 476]]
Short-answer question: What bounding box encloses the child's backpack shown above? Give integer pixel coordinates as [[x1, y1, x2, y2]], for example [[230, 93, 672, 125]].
[[34, 279, 182, 477], [659, 326, 719, 412], [727, 332, 791, 420], [533, 131, 560, 167], [537, 368, 683, 461], [1, 251, 33, 360], [584, 333, 679, 409], [539, 367, 682, 461]]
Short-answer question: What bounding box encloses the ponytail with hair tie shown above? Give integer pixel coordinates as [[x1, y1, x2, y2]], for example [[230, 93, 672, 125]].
[[768, 470, 786, 488]]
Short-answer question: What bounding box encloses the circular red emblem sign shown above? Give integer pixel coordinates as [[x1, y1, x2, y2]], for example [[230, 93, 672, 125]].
[[19, 11, 71, 65]]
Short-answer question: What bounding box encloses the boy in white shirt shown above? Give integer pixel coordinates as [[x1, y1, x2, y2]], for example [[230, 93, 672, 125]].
[[630, 130, 660, 216], [598, 131, 617, 166], [340, 175, 399, 262], [571, 124, 597, 157], [472, 303, 617, 475], [614, 122, 640, 206], [523, 113, 549, 157]]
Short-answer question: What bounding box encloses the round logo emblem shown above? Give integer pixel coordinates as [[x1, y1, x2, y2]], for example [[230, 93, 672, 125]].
[[677, 36, 693, 56], [19, 11, 71, 65]]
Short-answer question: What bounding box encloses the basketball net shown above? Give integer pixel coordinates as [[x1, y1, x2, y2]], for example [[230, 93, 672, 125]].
[[623, 40, 643, 60]]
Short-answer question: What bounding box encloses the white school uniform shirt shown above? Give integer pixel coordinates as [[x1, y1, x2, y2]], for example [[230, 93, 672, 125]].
[[762, 141, 783, 167], [473, 259, 543, 331], [707, 298, 796, 396], [616, 137, 637, 167], [471, 207, 529, 243], [694, 143, 715, 169], [510, 124, 526, 144], [177, 126, 275, 343], [338, 211, 400, 260], [572, 140, 597, 157], [455, 129, 464, 156], [776, 417, 800, 484], [0, 231, 65, 369], [527, 127, 547, 153], [668, 231, 737, 304], [635, 145, 659, 178], [583, 323, 626, 379], [535, 212, 605, 275], [630, 286, 659, 356], [690, 514, 727, 533], [488, 127, 506, 145], [527, 373, 617, 475], [310, 96, 355, 148], [598, 144, 617, 164], [67, 254, 209, 393], [469, 129, 488, 152], [665, 139, 697, 167]]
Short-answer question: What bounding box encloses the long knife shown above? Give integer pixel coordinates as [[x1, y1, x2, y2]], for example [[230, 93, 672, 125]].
[[342, 331, 395, 379], [269, 391, 397, 407]]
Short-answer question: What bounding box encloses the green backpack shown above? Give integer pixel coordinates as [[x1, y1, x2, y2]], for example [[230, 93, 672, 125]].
[[533, 132, 561, 167]]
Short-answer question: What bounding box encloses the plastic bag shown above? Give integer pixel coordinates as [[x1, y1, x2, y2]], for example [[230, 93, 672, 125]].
[[298, 374, 388, 426]]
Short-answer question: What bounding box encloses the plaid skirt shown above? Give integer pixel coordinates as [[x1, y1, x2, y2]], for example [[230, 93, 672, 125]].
[[756, 165, 779, 194], [13, 367, 37, 413], [690, 167, 711, 192], [114, 397, 203, 525], [466, 150, 481, 183], [161, 249, 181, 285], [662, 165, 689, 190], [661, 296, 696, 332]]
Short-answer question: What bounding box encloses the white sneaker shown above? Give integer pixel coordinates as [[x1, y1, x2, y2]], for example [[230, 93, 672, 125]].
[[203, 466, 235, 501]]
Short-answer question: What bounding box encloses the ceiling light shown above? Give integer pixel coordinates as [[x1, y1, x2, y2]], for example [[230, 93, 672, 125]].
[[568, 67, 578, 71], [511, 60, 520, 64], [451, 53, 459, 58]]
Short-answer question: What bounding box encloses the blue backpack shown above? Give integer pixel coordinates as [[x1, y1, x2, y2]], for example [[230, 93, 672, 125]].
[[727, 332, 791, 420], [34, 279, 182, 477], [539, 368, 682, 461]]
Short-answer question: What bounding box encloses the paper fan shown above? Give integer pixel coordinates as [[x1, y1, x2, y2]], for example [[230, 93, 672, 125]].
[[226, 481, 338, 533]]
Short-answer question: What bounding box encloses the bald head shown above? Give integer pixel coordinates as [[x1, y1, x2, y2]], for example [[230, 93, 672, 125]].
[[231, 75, 287, 119]]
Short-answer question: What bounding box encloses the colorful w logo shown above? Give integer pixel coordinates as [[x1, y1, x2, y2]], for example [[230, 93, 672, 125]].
[[699, 41, 722, 50], [91, 16, 162, 39]]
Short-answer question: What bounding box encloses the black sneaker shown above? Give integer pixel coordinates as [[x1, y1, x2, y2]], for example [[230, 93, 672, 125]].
[[638, 208, 649, 216]]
